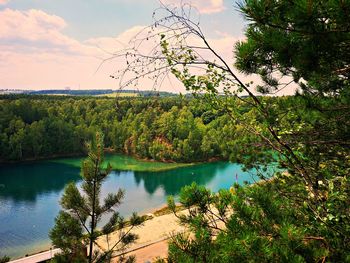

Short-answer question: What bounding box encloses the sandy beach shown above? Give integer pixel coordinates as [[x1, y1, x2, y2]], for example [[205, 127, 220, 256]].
[[96, 209, 188, 263]]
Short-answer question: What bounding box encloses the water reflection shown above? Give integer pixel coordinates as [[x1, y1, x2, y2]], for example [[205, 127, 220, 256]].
[[134, 162, 229, 195], [0, 157, 256, 259], [0, 161, 251, 204], [0, 162, 81, 202]]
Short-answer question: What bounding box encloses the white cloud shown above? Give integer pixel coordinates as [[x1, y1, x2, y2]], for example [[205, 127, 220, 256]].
[[0, 8, 167, 90], [162, 0, 225, 14], [0, 0, 9, 5], [85, 26, 145, 53], [0, 8, 65, 41], [0, 8, 113, 90], [0, 8, 100, 56], [0, 8, 283, 94]]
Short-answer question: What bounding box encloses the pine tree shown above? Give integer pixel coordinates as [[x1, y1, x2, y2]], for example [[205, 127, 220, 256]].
[[0, 256, 10, 263], [167, 182, 331, 262], [50, 132, 144, 262]]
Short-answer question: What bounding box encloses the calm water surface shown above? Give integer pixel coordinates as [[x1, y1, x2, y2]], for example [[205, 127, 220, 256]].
[[0, 155, 259, 258]]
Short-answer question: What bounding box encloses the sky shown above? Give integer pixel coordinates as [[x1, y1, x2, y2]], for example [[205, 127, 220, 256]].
[[0, 0, 248, 92]]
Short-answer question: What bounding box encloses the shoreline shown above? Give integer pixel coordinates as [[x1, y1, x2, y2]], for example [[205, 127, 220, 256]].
[[0, 152, 86, 165], [0, 152, 218, 173], [1, 157, 240, 260], [6, 174, 271, 261], [0, 148, 223, 167], [8, 203, 179, 261]]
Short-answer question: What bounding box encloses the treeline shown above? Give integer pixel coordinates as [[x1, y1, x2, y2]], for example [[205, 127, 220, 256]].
[[24, 89, 175, 97], [0, 95, 251, 162]]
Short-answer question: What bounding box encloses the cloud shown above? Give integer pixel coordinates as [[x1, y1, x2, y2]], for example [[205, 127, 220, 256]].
[[0, 0, 9, 5], [0, 8, 99, 56], [0, 8, 112, 90], [0, 8, 286, 95], [84, 26, 145, 53], [0, 8, 66, 41], [0, 8, 165, 90], [87, 26, 248, 92], [162, 0, 225, 14]]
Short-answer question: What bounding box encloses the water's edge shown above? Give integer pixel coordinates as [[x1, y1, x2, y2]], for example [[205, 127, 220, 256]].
[[0, 154, 259, 259]]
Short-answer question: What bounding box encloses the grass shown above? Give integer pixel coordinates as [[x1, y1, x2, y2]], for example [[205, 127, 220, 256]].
[[105, 154, 194, 172], [152, 205, 185, 217], [50, 153, 194, 172], [96, 92, 140, 98]]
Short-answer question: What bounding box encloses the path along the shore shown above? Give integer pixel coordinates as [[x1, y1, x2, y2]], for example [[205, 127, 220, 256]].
[[8, 249, 61, 263], [9, 210, 187, 263], [97, 210, 188, 263]]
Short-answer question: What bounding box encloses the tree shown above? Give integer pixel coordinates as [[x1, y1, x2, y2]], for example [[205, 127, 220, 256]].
[[167, 182, 329, 262], [50, 132, 144, 262], [0, 256, 10, 263], [0, 95, 226, 163], [112, 0, 350, 261]]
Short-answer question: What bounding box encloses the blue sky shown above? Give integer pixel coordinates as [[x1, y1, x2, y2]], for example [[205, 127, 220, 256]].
[[0, 0, 248, 91], [4, 0, 245, 39]]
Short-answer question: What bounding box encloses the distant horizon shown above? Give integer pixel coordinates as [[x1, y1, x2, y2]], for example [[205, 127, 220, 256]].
[[0, 88, 180, 93], [0, 1, 298, 96], [0, 0, 246, 94]]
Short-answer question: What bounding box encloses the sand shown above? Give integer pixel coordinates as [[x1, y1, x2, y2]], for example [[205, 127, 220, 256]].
[[113, 241, 169, 263], [96, 210, 188, 263]]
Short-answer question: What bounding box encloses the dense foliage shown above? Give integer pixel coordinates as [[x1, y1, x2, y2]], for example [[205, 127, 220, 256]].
[[0, 256, 10, 263], [167, 181, 331, 263], [0, 95, 256, 163]]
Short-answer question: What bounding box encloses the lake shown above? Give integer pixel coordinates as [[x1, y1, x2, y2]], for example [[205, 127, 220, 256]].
[[0, 154, 260, 258]]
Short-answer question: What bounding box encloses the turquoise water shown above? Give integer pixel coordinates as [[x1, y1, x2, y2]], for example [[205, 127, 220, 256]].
[[0, 156, 259, 258]]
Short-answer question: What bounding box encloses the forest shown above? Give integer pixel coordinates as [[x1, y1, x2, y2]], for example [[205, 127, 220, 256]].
[[0, 95, 264, 163]]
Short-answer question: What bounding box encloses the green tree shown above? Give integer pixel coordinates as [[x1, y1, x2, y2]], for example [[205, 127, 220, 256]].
[[234, 2, 350, 251], [50, 132, 144, 262], [9, 128, 25, 159], [167, 181, 330, 263], [0, 256, 10, 263]]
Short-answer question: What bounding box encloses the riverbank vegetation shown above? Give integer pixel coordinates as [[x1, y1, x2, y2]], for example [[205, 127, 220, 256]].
[[51, 154, 194, 172], [0, 94, 273, 164]]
